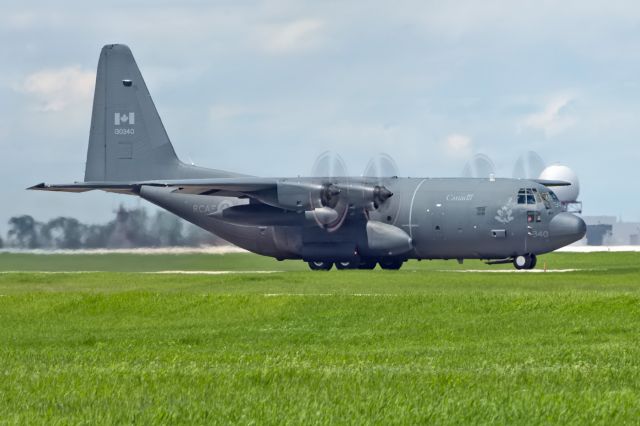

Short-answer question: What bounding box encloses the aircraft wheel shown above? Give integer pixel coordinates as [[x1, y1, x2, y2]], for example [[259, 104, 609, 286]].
[[308, 261, 333, 271], [513, 255, 535, 270], [335, 261, 358, 270], [358, 259, 377, 270], [379, 259, 403, 270]]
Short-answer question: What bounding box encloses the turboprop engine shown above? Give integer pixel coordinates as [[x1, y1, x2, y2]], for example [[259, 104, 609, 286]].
[[274, 180, 394, 231], [209, 180, 394, 231]]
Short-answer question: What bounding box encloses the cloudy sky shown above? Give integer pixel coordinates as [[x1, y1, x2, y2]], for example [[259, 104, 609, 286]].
[[1, 0, 639, 231]]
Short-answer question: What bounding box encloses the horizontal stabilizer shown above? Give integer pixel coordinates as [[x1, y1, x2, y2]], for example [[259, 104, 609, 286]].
[[27, 177, 279, 197], [28, 182, 140, 195]]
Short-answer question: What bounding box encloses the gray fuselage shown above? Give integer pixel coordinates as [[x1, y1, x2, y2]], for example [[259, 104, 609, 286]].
[[139, 177, 585, 262]]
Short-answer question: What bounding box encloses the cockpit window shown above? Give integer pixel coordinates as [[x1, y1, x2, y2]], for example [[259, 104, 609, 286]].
[[540, 192, 552, 209], [532, 188, 543, 204], [526, 188, 535, 204], [547, 190, 562, 208], [517, 188, 545, 205], [517, 188, 536, 204]]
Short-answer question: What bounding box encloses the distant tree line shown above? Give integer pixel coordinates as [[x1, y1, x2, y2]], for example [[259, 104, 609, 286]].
[[2, 206, 228, 249]]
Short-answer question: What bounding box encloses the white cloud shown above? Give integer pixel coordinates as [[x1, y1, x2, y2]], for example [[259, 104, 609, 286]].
[[262, 19, 325, 54], [522, 94, 576, 137], [5, 12, 37, 30], [17, 67, 95, 112], [2, 10, 64, 30], [443, 133, 473, 158], [209, 105, 253, 122]]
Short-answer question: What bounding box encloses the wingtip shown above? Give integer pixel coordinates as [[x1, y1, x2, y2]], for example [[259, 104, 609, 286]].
[[533, 179, 571, 187], [27, 183, 47, 190]]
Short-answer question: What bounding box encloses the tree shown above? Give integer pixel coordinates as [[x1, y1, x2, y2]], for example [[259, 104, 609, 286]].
[[5, 205, 231, 249], [107, 206, 159, 247], [40, 217, 85, 249], [153, 211, 185, 246], [7, 215, 41, 248]]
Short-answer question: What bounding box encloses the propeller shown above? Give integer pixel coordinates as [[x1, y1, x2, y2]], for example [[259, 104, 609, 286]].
[[311, 151, 349, 180], [461, 153, 496, 178], [362, 153, 400, 218], [303, 151, 395, 232], [307, 151, 350, 231], [512, 151, 546, 179], [363, 153, 399, 180]]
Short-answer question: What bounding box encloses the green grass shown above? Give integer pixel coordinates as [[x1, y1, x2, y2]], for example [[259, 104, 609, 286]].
[[0, 250, 638, 272], [0, 252, 639, 424]]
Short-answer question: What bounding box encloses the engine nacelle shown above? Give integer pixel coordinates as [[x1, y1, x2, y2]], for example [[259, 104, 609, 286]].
[[274, 180, 393, 211]]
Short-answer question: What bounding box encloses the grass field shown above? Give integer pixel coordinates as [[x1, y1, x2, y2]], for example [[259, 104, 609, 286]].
[[0, 252, 639, 424]]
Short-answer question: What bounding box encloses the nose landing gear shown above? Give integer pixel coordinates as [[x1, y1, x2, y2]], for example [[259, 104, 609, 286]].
[[513, 254, 537, 270]]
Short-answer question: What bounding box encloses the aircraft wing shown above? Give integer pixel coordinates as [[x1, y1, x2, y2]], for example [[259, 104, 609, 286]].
[[28, 178, 279, 197], [29, 176, 396, 234], [156, 178, 279, 196], [532, 179, 571, 187]]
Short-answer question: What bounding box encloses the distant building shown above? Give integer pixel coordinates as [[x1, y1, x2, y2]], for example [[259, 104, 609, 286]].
[[582, 216, 640, 246]]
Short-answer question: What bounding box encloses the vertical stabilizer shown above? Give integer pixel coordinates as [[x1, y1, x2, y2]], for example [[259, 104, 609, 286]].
[[85, 44, 236, 182]]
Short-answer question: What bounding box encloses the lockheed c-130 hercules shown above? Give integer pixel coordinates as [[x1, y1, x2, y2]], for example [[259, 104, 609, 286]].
[[30, 44, 586, 270]]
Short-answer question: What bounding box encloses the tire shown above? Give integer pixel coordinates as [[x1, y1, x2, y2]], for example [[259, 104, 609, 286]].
[[379, 259, 403, 270], [513, 255, 527, 270], [335, 261, 357, 270], [513, 254, 535, 270], [358, 260, 377, 270], [308, 261, 333, 271]]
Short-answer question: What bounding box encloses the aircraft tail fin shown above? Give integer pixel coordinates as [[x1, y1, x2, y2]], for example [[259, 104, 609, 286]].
[[85, 44, 237, 182]]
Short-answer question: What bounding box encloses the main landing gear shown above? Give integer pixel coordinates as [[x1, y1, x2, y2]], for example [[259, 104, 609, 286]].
[[307, 260, 334, 271], [513, 254, 537, 270], [307, 258, 404, 271]]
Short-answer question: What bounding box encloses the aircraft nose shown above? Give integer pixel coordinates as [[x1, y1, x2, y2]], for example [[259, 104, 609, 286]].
[[550, 212, 586, 243]]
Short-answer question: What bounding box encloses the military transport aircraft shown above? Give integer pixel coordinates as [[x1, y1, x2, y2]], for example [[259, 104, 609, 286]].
[[30, 44, 586, 270]]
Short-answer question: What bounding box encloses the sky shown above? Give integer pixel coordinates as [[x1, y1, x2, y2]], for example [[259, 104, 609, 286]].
[[1, 0, 639, 232]]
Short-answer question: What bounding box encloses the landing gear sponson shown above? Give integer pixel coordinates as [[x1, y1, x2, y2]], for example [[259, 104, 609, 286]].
[[307, 258, 404, 271]]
